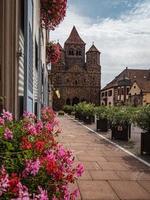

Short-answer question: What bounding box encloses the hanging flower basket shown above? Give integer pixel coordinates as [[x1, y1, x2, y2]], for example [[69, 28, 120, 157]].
[[46, 42, 61, 64], [40, 0, 67, 30]]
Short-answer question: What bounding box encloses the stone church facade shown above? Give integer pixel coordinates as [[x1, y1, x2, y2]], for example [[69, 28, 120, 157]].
[[50, 26, 101, 110]]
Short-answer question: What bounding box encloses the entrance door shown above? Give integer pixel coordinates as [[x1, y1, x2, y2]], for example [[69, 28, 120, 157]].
[[72, 97, 79, 105]]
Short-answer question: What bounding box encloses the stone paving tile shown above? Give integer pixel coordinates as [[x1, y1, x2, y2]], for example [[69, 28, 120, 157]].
[[80, 161, 102, 170], [78, 180, 119, 199], [109, 181, 150, 199], [78, 170, 92, 180], [77, 155, 107, 162], [97, 161, 129, 171], [59, 116, 150, 200], [116, 171, 150, 181], [90, 170, 120, 180], [138, 181, 150, 193]]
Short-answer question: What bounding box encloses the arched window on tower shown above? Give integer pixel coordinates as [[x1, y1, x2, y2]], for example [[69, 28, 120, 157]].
[[68, 48, 74, 56], [76, 49, 82, 56]]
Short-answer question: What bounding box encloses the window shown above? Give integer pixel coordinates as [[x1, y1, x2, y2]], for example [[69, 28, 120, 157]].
[[127, 88, 130, 94], [134, 85, 136, 89], [108, 90, 112, 96], [105, 91, 107, 97], [102, 92, 104, 97], [76, 49, 82, 56], [75, 80, 78, 85], [118, 88, 121, 95], [121, 88, 124, 95], [68, 49, 74, 56]]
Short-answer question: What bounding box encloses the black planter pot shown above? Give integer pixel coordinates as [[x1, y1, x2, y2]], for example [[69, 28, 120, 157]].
[[111, 123, 131, 141], [83, 115, 94, 124], [75, 112, 81, 119], [66, 110, 72, 115], [96, 118, 108, 132], [141, 132, 150, 155]]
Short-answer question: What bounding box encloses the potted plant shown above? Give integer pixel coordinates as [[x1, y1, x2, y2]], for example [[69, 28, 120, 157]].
[[95, 106, 109, 132], [63, 105, 74, 115], [40, 0, 67, 30], [74, 102, 86, 121], [82, 103, 95, 124], [135, 105, 150, 155], [0, 108, 84, 199], [46, 42, 61, 64], [109, 106, 132, 141]]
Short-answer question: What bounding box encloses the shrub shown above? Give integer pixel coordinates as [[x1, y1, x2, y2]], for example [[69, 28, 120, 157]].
[[135, 105, 150, 132]]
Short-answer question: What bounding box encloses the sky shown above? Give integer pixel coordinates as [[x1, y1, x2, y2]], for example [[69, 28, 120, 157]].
[[50, 0, 150, 87]]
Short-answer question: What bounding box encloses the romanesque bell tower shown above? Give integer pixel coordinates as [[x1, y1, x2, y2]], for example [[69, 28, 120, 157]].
[[64, 26, 86, 68], [50, 26, 101, 110]]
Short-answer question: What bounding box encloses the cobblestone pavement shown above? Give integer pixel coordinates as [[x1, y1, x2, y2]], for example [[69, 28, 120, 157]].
[[58, 115, 150, 200]]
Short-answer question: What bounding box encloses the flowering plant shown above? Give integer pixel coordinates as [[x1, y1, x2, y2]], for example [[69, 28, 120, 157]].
[[40, 0, 67, 30], [46, 42, 61, 64], [0, 108, 84, 199]]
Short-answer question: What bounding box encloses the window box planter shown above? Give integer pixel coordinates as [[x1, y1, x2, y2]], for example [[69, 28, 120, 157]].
[[111, 123, 131, 141], [96, 118, 108, 132], [83, 115, 94, 124], [141, 132, 150, 155]]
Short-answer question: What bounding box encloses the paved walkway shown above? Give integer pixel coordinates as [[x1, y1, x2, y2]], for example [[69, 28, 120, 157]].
[[58, 115, 150, 200]]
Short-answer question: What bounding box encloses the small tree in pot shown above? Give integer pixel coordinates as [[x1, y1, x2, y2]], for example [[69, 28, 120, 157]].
[[63, 105, 74, 115], [135, 105, 150, 155], [95, 106, 109, 132], [109, 107, 132, 141], [74, 102, 86, 121], [82, 103, 95, 124]]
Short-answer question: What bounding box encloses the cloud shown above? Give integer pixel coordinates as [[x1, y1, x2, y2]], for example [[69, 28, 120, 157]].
[[50, 1, 150, 87]]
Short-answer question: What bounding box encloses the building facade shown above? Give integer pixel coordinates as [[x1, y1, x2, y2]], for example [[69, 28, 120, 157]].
[[0, 0, 48, 119], [50, 26, 101, 110], [101, 68, 150, 106]]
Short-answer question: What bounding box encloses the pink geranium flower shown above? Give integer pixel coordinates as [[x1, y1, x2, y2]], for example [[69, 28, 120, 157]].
[[76, 164, 84, 177], [23, 158, 41, 177], [0, 166, 9, 196], [4, 128, 13, 140], [0, 117, 4, 125], [33, 186, 49, 200], [2, 109, 13, 121]]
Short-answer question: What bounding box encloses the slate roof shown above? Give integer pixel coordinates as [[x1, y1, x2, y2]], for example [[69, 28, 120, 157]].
[[65, 26, 85, 45], [102, 68, 150, 91], [87, 44, 100, 53]]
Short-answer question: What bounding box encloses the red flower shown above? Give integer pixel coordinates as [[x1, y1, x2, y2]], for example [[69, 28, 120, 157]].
[[34, 141, 45, 152], [21, 137, 32, 150], [46, 42, 61, 64], [9, 174, 20, 194], [40, 0, 67, 30]]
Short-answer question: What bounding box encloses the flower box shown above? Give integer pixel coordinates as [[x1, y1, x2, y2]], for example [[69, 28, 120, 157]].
[[96, 118, 108, 132], [111, 123, 131, 141], [141, 132, 150, 155]]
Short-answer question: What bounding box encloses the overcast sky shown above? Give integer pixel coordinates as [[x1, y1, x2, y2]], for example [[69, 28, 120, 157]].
[[50, 0, 150, 87]]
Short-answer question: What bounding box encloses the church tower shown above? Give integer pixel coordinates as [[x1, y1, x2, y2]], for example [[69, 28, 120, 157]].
[[64, 26, 86, 68], [86, 44, 101, 68], [50, 26, 101, 110]]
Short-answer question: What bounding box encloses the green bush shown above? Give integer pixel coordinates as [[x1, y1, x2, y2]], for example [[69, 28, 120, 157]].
[[135, 105, 150, 132], [63, 105, 74, 114]]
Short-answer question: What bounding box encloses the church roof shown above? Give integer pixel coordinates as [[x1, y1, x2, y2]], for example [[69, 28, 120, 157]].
[[87, 44, 100, 53], [57, 42, 63, 50], [65, 26, 85, 45]]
